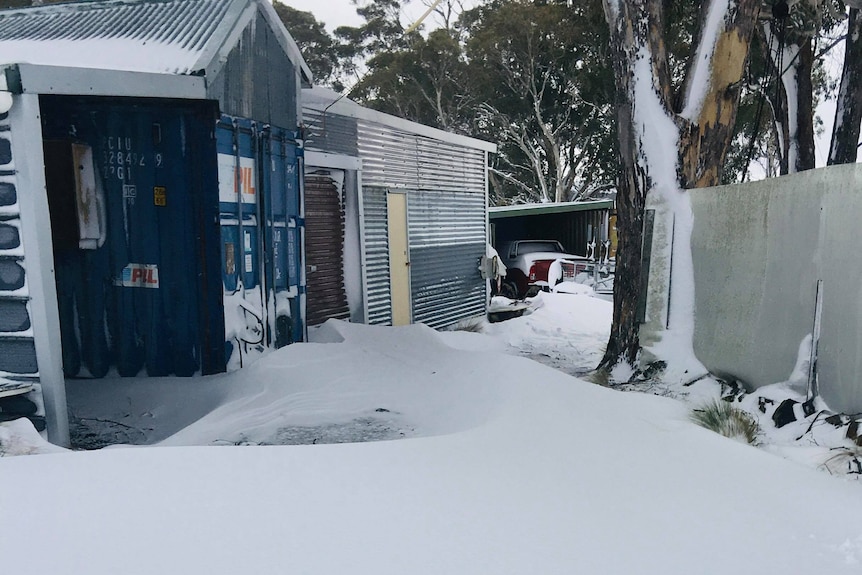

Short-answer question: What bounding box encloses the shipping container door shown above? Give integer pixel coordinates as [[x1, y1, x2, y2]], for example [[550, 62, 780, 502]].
[[40, 97, 221, 378], [217, 116, 302, 369], [259, 125, 303, 346]]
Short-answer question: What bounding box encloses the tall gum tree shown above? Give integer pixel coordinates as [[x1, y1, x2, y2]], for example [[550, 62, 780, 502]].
[[829, 5, 862, 164], [600, 0, 761, 380], [761, 0, 820, 174], [464, 0, 612, 204]]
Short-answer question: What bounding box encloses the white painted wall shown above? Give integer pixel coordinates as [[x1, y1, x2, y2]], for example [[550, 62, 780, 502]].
[[9, 93, 70, 445]]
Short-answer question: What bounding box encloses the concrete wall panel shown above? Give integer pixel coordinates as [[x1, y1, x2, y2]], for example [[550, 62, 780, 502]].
[[689, 163, 862, 412]]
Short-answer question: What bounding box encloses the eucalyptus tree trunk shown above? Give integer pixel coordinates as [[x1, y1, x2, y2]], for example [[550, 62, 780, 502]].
[[794, 38, 816, 171], [829, 8, 862, 165], [599, 0, 761, 373], [767, 32, 816, 174]]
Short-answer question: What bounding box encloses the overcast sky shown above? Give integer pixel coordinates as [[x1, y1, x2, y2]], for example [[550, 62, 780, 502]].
[[282, 0, 426, 32]]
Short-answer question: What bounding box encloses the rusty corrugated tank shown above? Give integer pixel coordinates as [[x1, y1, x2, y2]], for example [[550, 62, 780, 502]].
[[304, 173, 350, 326]]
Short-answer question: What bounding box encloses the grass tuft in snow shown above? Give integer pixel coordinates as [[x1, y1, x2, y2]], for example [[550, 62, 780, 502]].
[[691, 400, 760, 445], [449, 318, 485, 333]]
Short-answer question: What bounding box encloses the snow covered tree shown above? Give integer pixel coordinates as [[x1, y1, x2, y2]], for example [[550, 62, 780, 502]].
[[736, 1, 857, 176], [764, 0, 816, 173], [599, 0, 762, 374]]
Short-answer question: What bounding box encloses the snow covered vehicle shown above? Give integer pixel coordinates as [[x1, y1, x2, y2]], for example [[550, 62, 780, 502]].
[[497, 240, 589, 299]]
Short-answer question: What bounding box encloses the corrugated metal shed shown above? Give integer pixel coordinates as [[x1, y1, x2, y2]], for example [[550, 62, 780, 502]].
[[303, 87, 496, 153], [303, 107, 360, 157], [489, 200, 615, 257], [303, 88, 495, 330], [361, 186, 393, 325], [0, 0, 312, 83]]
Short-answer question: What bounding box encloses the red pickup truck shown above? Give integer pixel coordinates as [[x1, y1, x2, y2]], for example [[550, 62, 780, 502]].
[[497, 240, 590, 299]]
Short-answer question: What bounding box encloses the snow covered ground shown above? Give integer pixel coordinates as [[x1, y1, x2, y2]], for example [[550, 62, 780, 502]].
[[3, 291, 862, 574]]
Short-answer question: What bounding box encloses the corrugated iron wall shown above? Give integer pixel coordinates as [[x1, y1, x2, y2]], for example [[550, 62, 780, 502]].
[[358, 120, 487, 329], [304, 173, 350, 325], [302, 108, 359, 157], [492, 210, 607, 257], [361, 186, 392, 325], [207, 11, 297, 129]]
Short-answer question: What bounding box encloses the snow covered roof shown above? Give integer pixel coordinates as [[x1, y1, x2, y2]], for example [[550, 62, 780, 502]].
[[303, 86, 497, 153], [489, 200, 615, 220], [0, 0, 311, 82]]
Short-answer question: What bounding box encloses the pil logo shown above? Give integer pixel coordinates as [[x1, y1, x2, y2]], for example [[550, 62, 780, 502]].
[[236, 166, 256, 198], [118, 264, 160, 289]]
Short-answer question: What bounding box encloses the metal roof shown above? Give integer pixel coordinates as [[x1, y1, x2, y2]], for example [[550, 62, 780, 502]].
[[303, 87, 497, 153], [0, 0, 312, 81], [488, 200, 615, 220]]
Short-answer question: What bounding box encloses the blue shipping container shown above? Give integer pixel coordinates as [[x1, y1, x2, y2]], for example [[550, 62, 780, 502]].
[[40, 96, 224, 377], [216, 115, 303, 367]]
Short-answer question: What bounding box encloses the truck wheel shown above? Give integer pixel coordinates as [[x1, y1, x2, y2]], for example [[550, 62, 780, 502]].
[[500, 281, 519, 300]]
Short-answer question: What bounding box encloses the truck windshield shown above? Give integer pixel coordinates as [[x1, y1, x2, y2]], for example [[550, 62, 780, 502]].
[[517, 241, 562, 255]]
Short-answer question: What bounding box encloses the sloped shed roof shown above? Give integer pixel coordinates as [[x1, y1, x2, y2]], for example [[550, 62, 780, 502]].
[[303, 86, 497, 153], [0, 0, 311, 82], [489, 200, 615, 219]]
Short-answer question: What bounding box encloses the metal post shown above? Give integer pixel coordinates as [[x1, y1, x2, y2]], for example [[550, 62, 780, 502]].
[[807, 279, 823, 400]]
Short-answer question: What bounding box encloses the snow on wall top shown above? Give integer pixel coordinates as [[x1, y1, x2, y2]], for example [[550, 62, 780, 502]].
[[0, 0, 233, 74]]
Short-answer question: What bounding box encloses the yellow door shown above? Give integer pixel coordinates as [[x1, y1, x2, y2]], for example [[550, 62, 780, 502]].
[[387, 192, 411, 325]]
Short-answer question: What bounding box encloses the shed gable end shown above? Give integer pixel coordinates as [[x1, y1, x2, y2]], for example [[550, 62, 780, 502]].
[[207, 10, 298, 128]]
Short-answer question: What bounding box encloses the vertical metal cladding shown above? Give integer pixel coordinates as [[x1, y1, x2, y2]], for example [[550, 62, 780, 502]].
[[207, 11, 298, 129], [361, 186, 392, 325], [302, 108, 359, 157], [357, 120, 487, 329]]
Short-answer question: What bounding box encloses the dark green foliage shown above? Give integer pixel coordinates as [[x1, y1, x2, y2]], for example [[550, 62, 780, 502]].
[[328, 0, 618, 205], [461, 0, 617, 203], [273, 2, 339, 86], [350, 27, 474, 132], [334, 0, 419, 84]]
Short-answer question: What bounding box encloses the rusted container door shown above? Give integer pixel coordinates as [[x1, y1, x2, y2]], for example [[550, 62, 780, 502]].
[[304, 173, 349, 325]]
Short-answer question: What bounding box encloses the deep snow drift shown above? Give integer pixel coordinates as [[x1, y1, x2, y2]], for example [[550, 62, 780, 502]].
[[2, 292, 862, 574]]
